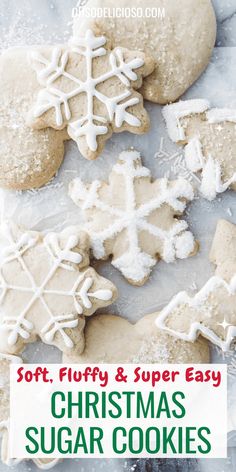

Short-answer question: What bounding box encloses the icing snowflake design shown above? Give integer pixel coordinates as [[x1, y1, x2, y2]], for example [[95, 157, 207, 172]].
[[162, 99, 236, 200], [29, 29, 150, 158], [69, 149, 196, 285], [0, 223, 115, 354], [156, 274, 236, 352]]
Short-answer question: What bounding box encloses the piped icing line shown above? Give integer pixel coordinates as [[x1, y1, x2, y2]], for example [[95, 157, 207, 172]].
[[30, 29, 145, 152], [184, 137, 204, 172], [162, 99, 210, 142], [206, 108, 236, 124], [162, 99, 236, 200], [0, 223, 114, 350], [200, 155, 236, 201], [69, 149, 196, 284], [155, 274, 236, 352], [184, 138, 236, 200]]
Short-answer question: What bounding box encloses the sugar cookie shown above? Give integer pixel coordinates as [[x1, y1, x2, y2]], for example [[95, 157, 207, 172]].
[[63, 312, 209, 364], [156, 220, 236, 352], [69, 149, 197, 285], [162, 99, 236, 200], [73, 0, 216, 103], [0, 222, 117, 356], [28, 30, 154, 160], [0, 47, 69, 190]]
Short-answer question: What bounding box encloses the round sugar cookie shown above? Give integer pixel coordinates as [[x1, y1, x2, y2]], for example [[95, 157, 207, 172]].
[[0, 47, 69, 190], [73, 0, 216, 104]]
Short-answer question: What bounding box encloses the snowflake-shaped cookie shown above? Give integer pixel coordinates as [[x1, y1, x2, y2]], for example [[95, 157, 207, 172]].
[[162, 99, 236, 200], [28, 29, 154, 160], [69, 149, 197, 286], [0, 222, 117, 356], [156, 219, 236, 352], [0, 353, 60, 469]]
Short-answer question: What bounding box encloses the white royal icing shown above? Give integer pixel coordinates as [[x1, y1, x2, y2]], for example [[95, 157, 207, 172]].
[[206, 108, 236, 124], [30, 29, 144, 152], [156, 274, 236, 352], [163, 99, 236, 200], [185, 139, 236, 201], [0, 223, 113, 350], [184, 137, 204, 172], [69, 150, 195, 284], [199, 155, 236, 201], [162, 99, 210, 142]]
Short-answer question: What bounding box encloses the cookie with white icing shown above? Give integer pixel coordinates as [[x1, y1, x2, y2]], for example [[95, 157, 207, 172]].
[[0, 222, 117, 356], [73, 0, 216, 104], [28, 29, 154, 160], [63, 312, 209, 364], [156, 219, 236, 352], [162, 99, 236, 200], [69, 149, 198, 286], [0, 353, 60, 469], [0, 47, 69, 190]]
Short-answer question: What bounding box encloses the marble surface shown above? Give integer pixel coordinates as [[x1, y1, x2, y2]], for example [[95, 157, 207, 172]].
[[0, 0, 236, 49], [212, 0, 236, 46], [0, 1, 236, 472]]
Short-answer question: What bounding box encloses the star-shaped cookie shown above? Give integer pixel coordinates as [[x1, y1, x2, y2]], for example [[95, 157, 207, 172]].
[[156, 219, 236, 352], [69, 149, 197, 286], [0, 222, 117, 356]]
